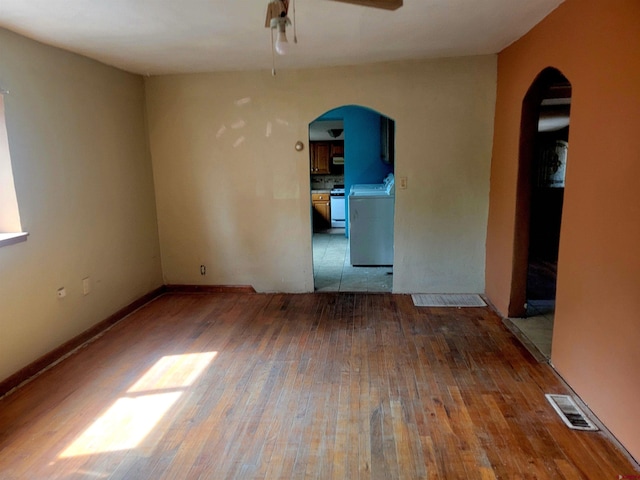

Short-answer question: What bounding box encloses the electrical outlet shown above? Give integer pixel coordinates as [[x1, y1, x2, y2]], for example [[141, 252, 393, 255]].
[[200, 265, 206, 276], [57, 287, 66, 299], [398, 176, 408, 189], [82, 277, 91, 295]]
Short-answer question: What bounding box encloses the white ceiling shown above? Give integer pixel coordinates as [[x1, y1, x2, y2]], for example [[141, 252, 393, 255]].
[[0, 0, 564, 76], [309, 120, 344, 141]]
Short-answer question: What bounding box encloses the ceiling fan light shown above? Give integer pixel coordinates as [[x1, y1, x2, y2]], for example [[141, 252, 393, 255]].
[[275, 23, 290, 55]]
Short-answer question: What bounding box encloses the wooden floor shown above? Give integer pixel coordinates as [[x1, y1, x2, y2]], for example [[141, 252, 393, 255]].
[[0, 293, 637, 479]]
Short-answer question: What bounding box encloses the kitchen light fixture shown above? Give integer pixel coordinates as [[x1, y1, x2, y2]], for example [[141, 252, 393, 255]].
[[328, 128, 343, 138]]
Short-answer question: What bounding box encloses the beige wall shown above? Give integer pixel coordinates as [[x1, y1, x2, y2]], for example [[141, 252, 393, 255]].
[[145, 56, 497, 293], [485, 0, 640, 460], [0, 28, 163, 382]]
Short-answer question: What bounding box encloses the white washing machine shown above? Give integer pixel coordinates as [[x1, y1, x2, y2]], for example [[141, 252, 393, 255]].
[[350, 173, 395, 195], [348, 179, 395, 266]]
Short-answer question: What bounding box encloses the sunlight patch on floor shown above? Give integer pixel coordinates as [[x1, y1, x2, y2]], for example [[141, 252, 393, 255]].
[[59, 351, 217, 458], [129, 352, 218, 392], [59, 392, 182, 457]]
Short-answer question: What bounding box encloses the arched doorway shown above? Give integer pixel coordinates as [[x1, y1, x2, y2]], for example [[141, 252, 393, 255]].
[[509, 68, 571, 357], [309, 105, 395, 292]]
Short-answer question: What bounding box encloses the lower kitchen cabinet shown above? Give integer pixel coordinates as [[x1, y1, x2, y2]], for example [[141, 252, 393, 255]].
[[312, 193, 331, 231]]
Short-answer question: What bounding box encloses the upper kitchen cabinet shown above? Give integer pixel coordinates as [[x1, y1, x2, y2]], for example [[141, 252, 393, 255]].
[[331, 142, 344, 157], [310, 142, 331, 174], [310, 141, 345, 174]]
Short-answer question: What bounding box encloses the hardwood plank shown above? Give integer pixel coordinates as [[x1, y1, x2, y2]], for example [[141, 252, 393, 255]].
[[0, 292, 637, 479]]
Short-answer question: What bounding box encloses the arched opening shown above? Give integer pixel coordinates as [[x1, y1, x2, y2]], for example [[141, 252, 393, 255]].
[[309, 105, 395, 292], [509, 67, 571, 357]]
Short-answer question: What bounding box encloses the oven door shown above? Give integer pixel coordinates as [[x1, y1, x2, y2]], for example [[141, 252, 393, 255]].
[[330, 194, 345, 228]]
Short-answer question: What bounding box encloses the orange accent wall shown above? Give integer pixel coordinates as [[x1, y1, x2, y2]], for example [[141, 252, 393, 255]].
[[485, 0, 640, 461]]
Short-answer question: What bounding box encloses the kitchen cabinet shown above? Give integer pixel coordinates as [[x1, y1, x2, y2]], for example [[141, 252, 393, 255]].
[[312, 192, 331, 230], [331, 142, 344, 157], [310, 141, 345, 174], [310, 143, 331, 174]]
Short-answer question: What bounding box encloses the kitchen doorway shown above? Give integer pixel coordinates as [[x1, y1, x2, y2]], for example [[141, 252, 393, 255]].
[[509, 67, 571, 358], [309, 105, 395, 292]]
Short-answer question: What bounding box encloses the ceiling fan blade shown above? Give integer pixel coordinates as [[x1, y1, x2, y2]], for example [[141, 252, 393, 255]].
[[329, 0, 402, 10], [265, 0, 290, 28]]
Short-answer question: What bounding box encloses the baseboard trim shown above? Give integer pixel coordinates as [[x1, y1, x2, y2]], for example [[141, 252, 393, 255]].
[[164, 284, 257, 294], [0, 286, 166, 398], [0, 284, 256, 397]]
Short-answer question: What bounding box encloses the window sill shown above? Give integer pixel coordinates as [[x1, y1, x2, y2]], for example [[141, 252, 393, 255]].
[[0, 232, 29, 248]]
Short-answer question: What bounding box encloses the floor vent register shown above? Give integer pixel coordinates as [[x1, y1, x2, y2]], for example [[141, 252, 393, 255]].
[[545, 394, 599, 431], [412, 294, 486, 308]]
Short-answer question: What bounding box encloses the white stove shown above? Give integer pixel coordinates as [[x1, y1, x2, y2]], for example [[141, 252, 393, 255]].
[[330, 185, 345, 228]]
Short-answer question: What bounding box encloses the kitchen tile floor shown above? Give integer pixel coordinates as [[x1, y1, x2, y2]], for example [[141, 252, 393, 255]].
[[313, 231, 393, 292], [509, 299, 555, 360]]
